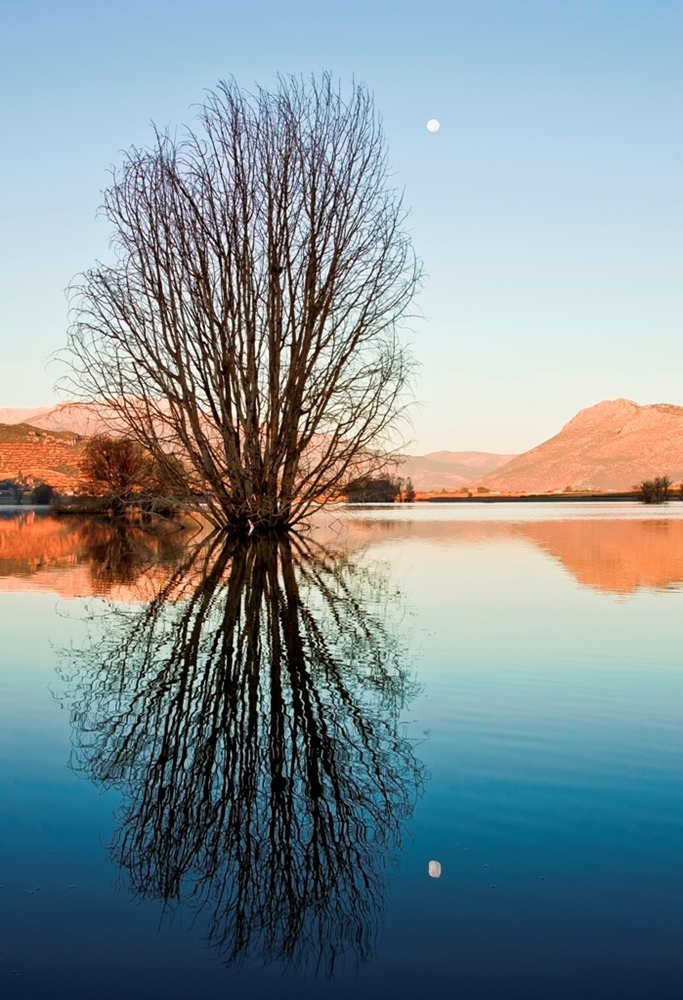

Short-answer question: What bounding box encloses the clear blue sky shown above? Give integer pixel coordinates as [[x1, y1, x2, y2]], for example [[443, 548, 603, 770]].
[[1, 0, 681, 453]]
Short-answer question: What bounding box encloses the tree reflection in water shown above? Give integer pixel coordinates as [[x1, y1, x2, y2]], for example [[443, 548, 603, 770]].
[[62, 529, 423, 975], [73, 517, 190, 591]]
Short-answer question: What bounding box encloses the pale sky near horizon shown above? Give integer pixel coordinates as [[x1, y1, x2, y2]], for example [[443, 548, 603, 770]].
[[0, 0, 681, 454]]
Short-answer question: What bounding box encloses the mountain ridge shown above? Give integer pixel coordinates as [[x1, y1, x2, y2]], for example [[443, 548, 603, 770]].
[[2, 397, 683, 494], [478, 398, 683, 493]]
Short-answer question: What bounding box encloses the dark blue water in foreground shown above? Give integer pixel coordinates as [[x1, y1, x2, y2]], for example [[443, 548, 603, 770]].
[[1, 505, 683, 999]]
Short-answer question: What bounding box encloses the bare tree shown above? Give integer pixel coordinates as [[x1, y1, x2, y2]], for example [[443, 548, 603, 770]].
[[60, 74, 421, 532]]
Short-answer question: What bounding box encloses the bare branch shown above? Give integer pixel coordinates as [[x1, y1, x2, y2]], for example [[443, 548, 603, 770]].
[[59, 74, 422, 533]]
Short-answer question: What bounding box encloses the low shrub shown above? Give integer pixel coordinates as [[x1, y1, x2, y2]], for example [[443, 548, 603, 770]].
[[637, 475, 671, 504], [32, 483, 55, 505]]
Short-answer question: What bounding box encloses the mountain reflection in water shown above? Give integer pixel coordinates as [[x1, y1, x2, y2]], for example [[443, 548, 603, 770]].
[[5, 509, 683, 596], [59, 530, 423, 975], [344, 514, 683, 594], [0, 511, 191, 597]]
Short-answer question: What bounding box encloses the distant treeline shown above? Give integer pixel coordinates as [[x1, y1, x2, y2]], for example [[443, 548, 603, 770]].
[[344, 475, 415, 503], [0, 479, 54, 505]]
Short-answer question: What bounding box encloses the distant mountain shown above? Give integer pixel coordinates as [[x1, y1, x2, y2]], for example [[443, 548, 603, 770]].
[[0, 403, 517, 492], [398, 451, 516, 492], [0, 406, 52, 425], [5, 397, 683, 495], [478, 399, 683, 493], [0, 401, 121, 437]]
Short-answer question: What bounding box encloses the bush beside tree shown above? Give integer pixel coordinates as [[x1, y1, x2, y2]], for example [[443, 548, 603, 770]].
[[32, 483, 55, 505], [344, 476, 403, 503], [80, 436, 178, 518]]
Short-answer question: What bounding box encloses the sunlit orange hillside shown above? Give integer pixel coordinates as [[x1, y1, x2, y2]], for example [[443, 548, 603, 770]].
[[0, 423, 84, 491], [477, 399, 683, 493]]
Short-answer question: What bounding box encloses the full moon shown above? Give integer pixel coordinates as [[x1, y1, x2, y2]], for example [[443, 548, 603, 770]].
[[426, 118, 440, 132]]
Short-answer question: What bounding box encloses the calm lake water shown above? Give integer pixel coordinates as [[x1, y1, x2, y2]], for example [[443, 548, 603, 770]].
[[1, 503, 683, 999]]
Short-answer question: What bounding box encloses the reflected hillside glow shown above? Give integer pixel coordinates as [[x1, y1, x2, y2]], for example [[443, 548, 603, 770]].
[[515, 519, 683, 593], [5, 505, 683, 596], [339, 506, 683, 594], [59, 532, 423, 975], [0, 511, 195, 598]]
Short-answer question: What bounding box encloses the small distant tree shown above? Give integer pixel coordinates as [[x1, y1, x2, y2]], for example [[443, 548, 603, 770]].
[[403, 477, 415, 502], [637, 475, 671, 504], [475, 486, 490, 494]]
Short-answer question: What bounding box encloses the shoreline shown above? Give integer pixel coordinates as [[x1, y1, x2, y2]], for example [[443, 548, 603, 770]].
[[419, 491, 646, 504]]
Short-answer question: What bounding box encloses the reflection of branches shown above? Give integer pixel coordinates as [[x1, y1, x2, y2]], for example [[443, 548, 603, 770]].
[[61, 533, 423, 975]]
